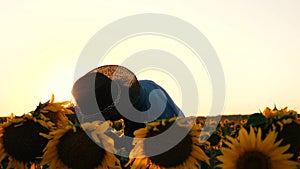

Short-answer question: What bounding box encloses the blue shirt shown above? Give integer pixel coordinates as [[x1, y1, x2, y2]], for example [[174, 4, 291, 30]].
[[134, 80, 185, 122]]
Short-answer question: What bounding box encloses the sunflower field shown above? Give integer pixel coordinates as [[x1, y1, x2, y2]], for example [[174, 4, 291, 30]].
[[0, 95, 299, 169]]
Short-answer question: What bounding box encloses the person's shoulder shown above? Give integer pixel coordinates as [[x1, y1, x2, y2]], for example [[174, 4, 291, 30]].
[[139, 80, 155, 85], [139, 80, 160, 87], [139, 80, 165, 91]]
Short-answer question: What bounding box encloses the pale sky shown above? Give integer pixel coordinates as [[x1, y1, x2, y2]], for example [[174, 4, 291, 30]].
[[1, 1, 300, 117]]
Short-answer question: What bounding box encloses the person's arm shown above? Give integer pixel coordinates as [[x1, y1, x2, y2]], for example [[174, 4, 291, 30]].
[[138, 80, 185, 120]]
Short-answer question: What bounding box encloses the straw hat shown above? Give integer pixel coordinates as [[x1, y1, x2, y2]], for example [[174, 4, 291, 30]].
[[72, 65, 140, 120]]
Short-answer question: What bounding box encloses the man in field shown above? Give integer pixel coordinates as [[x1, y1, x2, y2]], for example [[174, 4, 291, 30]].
[[72, 65, 184, 137]]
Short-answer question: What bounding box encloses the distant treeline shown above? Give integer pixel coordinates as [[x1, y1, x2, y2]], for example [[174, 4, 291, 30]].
[[196, 114, 252, 121]]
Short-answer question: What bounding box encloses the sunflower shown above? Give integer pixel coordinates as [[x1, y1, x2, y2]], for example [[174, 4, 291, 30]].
[[273, 117, 300, 162], [125, 117, 210, 169], [217, 126, 298, 169], [42, 121, 121, 169], [31, 94, 74, 128], [262, 106, 297, 119], [239, 119, 248, 126], [0, 114, 52, 169], [110, 119, 125, 137]]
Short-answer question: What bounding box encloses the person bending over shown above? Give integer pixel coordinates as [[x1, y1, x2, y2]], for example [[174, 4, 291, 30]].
[[72, 65, 185, 137]]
